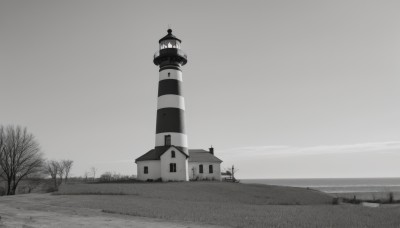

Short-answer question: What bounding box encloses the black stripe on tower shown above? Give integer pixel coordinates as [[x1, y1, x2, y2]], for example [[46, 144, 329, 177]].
[[156, 108, 185, 133], [158, 79, 182, 97], [159, 65, 182, 72]]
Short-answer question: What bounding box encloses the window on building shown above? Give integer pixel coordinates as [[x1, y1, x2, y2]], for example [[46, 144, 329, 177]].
[[209, 165, 213, 173], [199, 164, 203, 173], [168, 72, 170, 77], [144, 166, 148, 174], [171, 150, 175, 158], [170, 163, 176, 172], [165, 135, 171, 146]]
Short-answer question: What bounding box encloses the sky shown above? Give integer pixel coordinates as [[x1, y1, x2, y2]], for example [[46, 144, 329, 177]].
[[1, 0, 399, 179]]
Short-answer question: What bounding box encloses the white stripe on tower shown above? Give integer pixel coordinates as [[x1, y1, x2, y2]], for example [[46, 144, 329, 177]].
[[155, 132, 188, 147], [157, 95, 185, 110], [159, 69, 183, 81]]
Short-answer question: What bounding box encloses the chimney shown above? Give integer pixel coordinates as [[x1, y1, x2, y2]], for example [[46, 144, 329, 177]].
[[209, 146, 214, 155]]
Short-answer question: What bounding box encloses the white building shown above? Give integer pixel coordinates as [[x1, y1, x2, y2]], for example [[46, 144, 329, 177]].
[[136, 146, 222, 181]]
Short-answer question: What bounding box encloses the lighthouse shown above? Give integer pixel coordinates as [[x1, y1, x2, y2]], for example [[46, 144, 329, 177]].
[[153, 29, 188, 154], [135, 29, 223, 182]]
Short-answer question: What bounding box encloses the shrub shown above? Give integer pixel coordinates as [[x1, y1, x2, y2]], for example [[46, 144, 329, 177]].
[[332, 197, 340, 205], [388, 192, 394, 203], [46, 186, 57, 193]]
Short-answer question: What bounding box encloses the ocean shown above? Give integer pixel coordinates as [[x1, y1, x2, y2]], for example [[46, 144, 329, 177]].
[[241, 178, 400, 193]]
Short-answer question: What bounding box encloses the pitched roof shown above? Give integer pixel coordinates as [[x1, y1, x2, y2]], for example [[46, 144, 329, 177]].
[[159, 29, 182, 43], [135, 148, 223, 163], [189, 149, 223, 163], [135, 146, 188, 162]]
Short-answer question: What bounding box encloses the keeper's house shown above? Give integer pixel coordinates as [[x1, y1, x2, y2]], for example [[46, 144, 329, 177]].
[[136, 146, 222, 181]]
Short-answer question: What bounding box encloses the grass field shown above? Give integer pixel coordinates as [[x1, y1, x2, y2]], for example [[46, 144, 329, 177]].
[[57, 182, 333, 205], [54, 182, 400, 228]]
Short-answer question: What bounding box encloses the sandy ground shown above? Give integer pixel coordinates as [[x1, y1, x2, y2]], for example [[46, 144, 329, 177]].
[[0, 194, 224, 228]]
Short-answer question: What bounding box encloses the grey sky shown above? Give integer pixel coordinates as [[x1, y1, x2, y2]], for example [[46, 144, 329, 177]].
[[1, 0, 399, 178]]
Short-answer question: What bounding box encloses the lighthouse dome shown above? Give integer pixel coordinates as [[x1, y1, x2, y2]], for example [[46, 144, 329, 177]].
[[159, 29, 182, 50]]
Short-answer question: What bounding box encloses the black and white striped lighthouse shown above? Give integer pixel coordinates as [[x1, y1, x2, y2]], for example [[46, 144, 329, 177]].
[[153, 29, 188, 154], [135, 29, 222, 181]]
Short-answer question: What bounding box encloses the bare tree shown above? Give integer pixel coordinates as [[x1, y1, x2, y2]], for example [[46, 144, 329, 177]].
[[62, 160, 73, 183], [45, 160, 59, 190], [100, 171, 113, 182], [0, 125, 44, 195], [84, 171, 89, 182], [56, 161, 65, 185], [44, 159, 74, 189], [90, 166, 97, 181], [0, 166, 4, 183]]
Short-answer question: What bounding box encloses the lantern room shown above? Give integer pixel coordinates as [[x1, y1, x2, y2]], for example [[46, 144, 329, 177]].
[[159, 29, 182, 50], [154, 29, 187, 66]]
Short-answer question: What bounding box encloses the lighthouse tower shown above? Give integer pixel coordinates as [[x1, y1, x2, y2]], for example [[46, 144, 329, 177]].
[[153, 29, 188, 154], [135, 29, 223, 182]]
